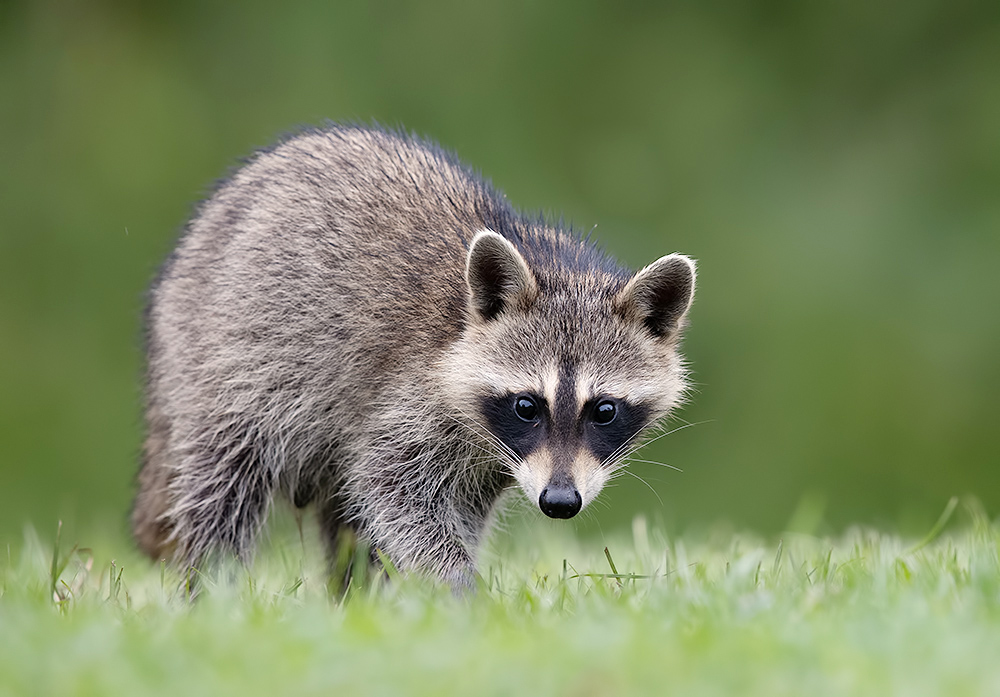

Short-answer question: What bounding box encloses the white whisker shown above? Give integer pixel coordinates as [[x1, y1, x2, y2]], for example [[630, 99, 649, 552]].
[[604, 419, 711, 473], [617, 469, 664, 507], [624, 458, 683, 473]]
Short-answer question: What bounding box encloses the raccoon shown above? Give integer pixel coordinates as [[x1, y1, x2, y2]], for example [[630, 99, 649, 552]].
[[132, 124, 696, 589]]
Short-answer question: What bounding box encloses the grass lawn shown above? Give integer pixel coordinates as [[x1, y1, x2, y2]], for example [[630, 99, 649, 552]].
[[2, 499, 999, 696]]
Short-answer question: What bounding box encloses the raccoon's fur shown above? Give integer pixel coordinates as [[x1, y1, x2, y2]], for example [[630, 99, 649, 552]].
[[132, 124, 696, 589]]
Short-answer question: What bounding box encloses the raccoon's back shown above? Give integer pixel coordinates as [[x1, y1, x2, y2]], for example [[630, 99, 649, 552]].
[[147, 126, 511, 414]]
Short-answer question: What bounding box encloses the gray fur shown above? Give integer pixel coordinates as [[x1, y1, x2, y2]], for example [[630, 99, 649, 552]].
[[132, 124, 696, 588]]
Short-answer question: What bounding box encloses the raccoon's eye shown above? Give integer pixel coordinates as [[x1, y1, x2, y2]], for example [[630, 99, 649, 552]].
[[593, 399, 617, 425], [514, 395, 539, 422]]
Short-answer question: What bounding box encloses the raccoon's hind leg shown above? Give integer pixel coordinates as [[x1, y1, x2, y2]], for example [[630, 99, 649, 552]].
[[154, 425, 279, 572]]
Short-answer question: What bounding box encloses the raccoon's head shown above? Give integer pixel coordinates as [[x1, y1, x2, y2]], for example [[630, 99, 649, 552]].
[[442, 230, 696, 520]]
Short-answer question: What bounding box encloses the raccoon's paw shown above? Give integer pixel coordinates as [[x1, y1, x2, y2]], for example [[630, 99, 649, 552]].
[[443, 566, 479, 597]]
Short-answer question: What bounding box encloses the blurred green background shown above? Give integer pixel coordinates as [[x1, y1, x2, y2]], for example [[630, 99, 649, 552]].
[[1, 0, 998, 543]]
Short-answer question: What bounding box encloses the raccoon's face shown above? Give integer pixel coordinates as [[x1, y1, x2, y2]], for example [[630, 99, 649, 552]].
[[442, 230, 696, 519]]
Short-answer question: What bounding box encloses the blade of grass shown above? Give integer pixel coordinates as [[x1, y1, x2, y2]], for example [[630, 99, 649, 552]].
[[907, 496, 959, 554], [49, 520, 62, 600], [374, 548, 401, 583]]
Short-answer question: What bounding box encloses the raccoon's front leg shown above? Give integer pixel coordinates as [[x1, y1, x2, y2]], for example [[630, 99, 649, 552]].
[[387, 526, 479, 591], [321, 510, 477, 590], [343, 465, 491, 590], [365, 506, 480, 590]]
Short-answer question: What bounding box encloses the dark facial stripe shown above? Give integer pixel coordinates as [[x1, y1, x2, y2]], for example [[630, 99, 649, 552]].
[[552, 360, 578, 440], [543, 361, 581, 480]]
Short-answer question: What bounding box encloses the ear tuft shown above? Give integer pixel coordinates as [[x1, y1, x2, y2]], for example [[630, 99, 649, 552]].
[[465, 231, 538, 322], [616, 254, 696, 337]]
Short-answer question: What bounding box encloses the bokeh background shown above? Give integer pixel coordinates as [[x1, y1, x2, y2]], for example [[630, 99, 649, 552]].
[[2, 0, 998, 544]]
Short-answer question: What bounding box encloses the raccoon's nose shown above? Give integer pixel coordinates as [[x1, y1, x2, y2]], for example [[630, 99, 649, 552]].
[[538, 485, 582, 519]]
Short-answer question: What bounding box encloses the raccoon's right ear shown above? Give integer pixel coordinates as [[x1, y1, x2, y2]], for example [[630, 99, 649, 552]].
[[616, 254, 696, 338], [465, 230, 538, 322]]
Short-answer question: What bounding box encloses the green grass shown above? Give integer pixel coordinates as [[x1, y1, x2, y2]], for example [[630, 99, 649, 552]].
[[2, 502, 1000, 696]]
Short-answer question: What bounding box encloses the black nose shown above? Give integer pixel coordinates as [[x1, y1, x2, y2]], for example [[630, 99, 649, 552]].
[[539, 486, 582, 519]]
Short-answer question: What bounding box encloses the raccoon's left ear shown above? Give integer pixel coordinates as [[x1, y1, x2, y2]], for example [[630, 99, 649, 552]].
[[616, 254, 696, 338], [465, 230, 539, 322]]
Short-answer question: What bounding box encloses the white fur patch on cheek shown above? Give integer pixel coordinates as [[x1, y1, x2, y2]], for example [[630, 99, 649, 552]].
[[572, 453, 609, 507], [513, 449, 552, 508], [578, 469, 610, 507]]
